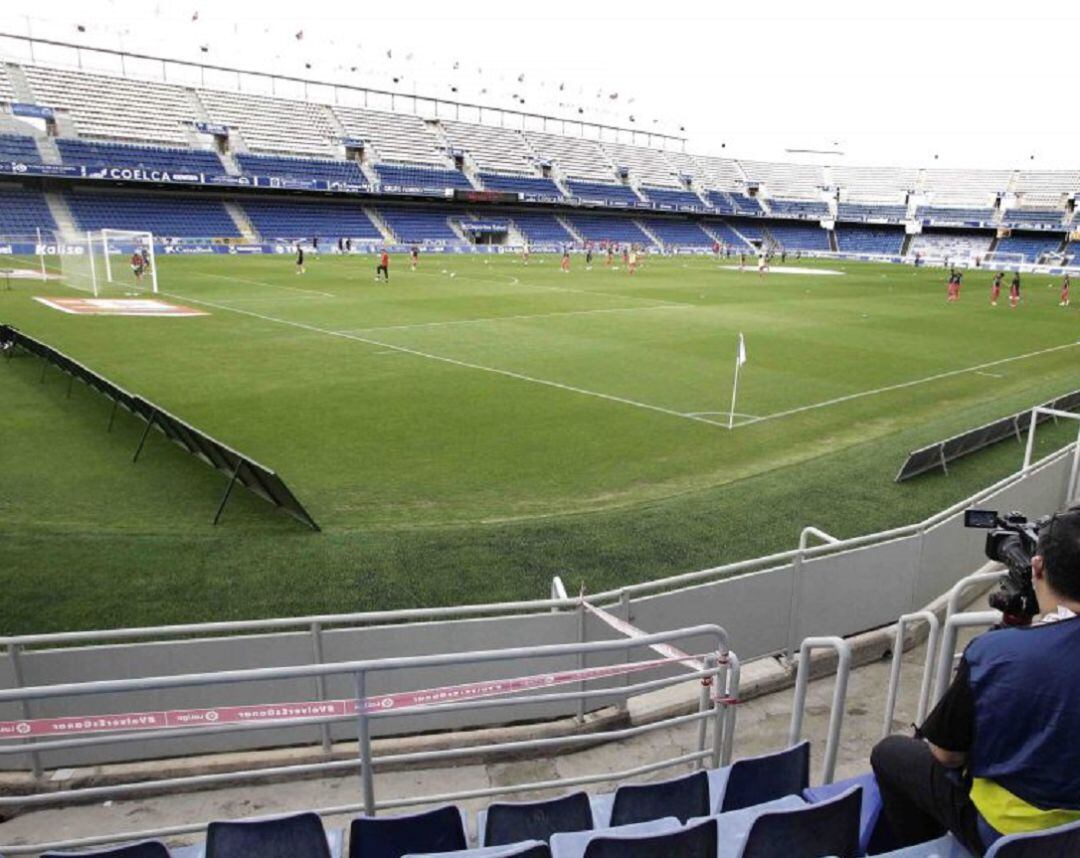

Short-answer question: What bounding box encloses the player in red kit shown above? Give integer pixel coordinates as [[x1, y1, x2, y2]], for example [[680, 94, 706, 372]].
[[130, 251, 145, 285], [1009, 272, 1021, 309], [410, 246, 419, 271], [990, 271, 1003, 306], [376, 249, 390, 283], [1061, 274, 1071, 307], [560, 247, 571, 273]]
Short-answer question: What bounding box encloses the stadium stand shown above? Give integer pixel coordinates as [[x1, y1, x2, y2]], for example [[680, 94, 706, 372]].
[[767, 198, 830, 219], [836, 202, 909, 222], [639, 186, 705, 209], [739, 160, 825, 200], [197, 88, 336, 156], [640, 217, 713, 248], [707, 190, 763, 216], [834, 224, 905, 254], [478, 172, 564, 198], [602, 141, 682, 188], [565, 180, 640, 206], [832, 165, 917, 203], [0, 184, 57, 235], [374, 162, 472, 193], [22, 65, 196, 145], [0, 63, 13, 101], [918, 168, 1009, 205], [1066, 242, 1080, 266], [762, 220, 831, 251], [566, 213, 650, 244], [716, 218, 762, 245], [693, 154, 746, 191], [1013, 170, 1080, 196], [907, 229, 992, 261], [915, 205, 995, 225], [57, 139, 226, 176], [0, 132, 42, 164], [65, 190, 240, 238], [523, 131, 614, 181], [333, 105, 447, 166], [234, 153, 366, 185], [240, 198, 381, 240], [441, 121, 536, 175], [506, 211, 574, 244], [1000, 208, 1066, 228], [377, 205, 462, 243], [993, 232, 1065, 263]]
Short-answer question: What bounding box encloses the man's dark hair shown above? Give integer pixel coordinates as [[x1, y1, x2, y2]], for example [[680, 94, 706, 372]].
[[1037, 505, 1080, 601]]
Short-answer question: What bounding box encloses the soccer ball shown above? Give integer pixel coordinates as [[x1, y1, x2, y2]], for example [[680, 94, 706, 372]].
[[450, 272, 457, 278]]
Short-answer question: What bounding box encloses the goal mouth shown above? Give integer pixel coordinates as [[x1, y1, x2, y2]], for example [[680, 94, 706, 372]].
[[60, 229, 158, 297]]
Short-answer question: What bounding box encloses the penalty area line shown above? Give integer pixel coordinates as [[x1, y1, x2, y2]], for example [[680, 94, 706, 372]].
[[742, 340, 1080, 427], [164, 291, 729, 431]]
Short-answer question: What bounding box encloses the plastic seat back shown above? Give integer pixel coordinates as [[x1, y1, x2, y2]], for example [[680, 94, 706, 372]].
[[206, 811, 331, 858], [43, 843, 171, 858], [349, 805, 467, 858], [741, 785, 862, 858], [721, 741, 811, 813], [609, 769, 710, 826], [484, 791, 593, 846], [987, 818, 1080, 857], [582, 818, 717, 858]]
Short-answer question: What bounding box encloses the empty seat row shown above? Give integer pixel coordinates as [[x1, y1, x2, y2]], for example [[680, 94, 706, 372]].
[[0, 133, 43, 164], [478, 173, 563, 197], [374, 163, 473, 194], [235, 153, 367, 185], [565, 181, 641, 206], [56, 139, 226, 175], [240, 199, 382, 240], [65, 191, 240, 238], [0, 185, 58, 235]]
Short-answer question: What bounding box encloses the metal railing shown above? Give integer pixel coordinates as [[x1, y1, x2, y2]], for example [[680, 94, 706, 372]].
[[0, 624, 736, 855], [788, 636, 851, 785], [881, 611, 939, 737]]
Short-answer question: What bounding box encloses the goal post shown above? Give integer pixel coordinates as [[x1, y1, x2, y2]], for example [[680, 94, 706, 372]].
[[59, 230, 158, 296], [102, 229, 158, 294]]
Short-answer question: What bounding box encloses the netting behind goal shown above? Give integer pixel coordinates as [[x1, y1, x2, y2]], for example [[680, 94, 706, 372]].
[[59, 230, 158, 296]]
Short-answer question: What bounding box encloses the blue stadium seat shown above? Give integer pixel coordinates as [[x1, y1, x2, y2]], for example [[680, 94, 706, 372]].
[[65, 191, 239, 238], [565, 214, 649, 245], [768, 199, 830, 219], [565, 181, 640, 207], [57, 139, 226, 176], [241, 198, 381, 241], [42, 842, 171, 858], [550, 819, 682, 858], [915, 206, 994, 225], [993, 232, 1065, 263], [236, 153, 366, 186], [580, 818, 717, 858], [641, 218, 713, 248], [803, 772, 882, 854], [640, 186, 704, 210], [762, 221, 831, 251], [720, 741, 810, 813], [0, 185, 57, 236], [378, 206, 461, 243], [482, 791, 593, 846], [375, 163, 472, 193], [740, 784, 862, 858], [479, 173, 563, 198], [405, 843, 551, 858], [835, 225, 905, 255], [984, 818, 1080, 857], [508, 212, 572, 244], [707, 191, 762, 216], [206, 811, 334, 858], [870, 833, 972, 857], [1000, 209, 1065, 228], [836, 202, 908, 223], [609, 769, 710, 826], [348, 805, 468, 858], [0, 133, 43, 164]]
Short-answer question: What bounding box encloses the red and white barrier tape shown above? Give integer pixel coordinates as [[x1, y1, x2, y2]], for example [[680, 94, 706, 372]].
[[0, 651, 704, 741], [582, 601, 705, 672]]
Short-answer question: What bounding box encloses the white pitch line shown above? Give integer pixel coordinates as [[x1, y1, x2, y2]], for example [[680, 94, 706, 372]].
[[742, 340, 1080, 427], [190, 271, 335, 299], [341, 303, 685, 334], [975, 371, 1005, 379], [164, 291, 728, 430]]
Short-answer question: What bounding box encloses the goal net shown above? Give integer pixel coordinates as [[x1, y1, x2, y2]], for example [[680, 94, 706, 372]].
[[59, 230, 158, 296]]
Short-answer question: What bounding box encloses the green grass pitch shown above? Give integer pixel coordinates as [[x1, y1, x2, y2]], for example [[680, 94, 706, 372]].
[[1, 251, 1077, 634]]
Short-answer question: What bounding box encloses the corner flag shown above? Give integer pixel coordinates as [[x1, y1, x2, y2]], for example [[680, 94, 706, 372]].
[[728, 333, 747, 429]]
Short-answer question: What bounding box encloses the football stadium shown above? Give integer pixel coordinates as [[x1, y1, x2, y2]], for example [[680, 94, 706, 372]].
[[2, 4, 1080, 856]]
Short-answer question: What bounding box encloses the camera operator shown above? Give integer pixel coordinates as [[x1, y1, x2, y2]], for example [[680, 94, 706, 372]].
[[871, 505, 1080, 855]]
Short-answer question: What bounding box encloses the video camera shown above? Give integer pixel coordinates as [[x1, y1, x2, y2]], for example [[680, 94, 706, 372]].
[[964, 509, 1047, 625]]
